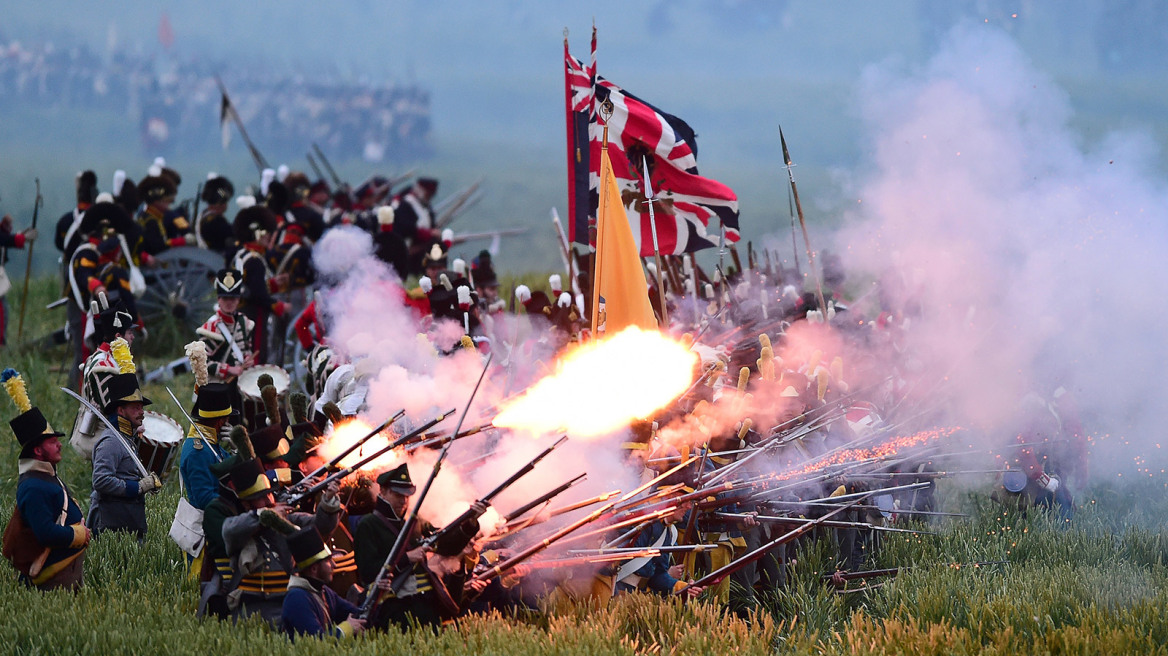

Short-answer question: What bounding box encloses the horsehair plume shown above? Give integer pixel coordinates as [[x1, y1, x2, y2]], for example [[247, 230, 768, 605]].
[[816, 368, 829, 402], [460, 335, 475, 352], [1, 369, 32, 414], [184, 340, 209, 389], [758, 333, 771, 351], [680, 332, 694, 349], [261, 384, 280, 426], [257, 373, 274, 389], [110, 337, 135, 374], [737, 366, 750, 393], [289, 393, 309, 424], [322, 402, 343, 425], [258, 509, 299, 536], [231, 425, 255, 461], [806, 349, 822, 375]]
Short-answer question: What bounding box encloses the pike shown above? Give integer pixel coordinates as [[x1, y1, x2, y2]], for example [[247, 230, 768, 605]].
[[779, 127, 827, 319], [305, 151, 326, 182], [217, 76, 269, 172], [361, 353, 493, 615], [717, 512, 938, 536], [680, 491, 876, 593], [165, 386, 221, 461], [417, 435, 569, 553], [16, 178, 42, 341], [59, 387, 150, 478], [287, 410, 407, 491], [504, 473, 587, 522], [284, 408, 455, 506], [311, 142, 343, 188], [551, 208, 581, 297], [640, 155, 669, 325]]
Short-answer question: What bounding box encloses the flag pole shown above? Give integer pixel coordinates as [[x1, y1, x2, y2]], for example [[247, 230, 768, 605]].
[[640, 155, 669, 328], [780, 126, 828, 320], [589, 99, 614, 338], [216, 75, 269, 173]]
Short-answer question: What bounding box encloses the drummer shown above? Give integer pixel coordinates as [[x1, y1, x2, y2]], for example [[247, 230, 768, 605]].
[[197, 269, 257, 414]]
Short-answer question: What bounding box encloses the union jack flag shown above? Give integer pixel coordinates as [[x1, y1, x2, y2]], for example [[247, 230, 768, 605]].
[[564, 35, 740, 255]]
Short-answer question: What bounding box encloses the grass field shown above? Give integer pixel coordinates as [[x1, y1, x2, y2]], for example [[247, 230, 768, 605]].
[[3, 276, 1168, 655]]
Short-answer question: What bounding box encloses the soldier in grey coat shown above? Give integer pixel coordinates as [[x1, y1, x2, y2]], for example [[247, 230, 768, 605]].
[[90, 373, 161, 540]]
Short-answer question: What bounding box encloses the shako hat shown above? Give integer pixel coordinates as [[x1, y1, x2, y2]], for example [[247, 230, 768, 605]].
[[376, 463, 416, 495]]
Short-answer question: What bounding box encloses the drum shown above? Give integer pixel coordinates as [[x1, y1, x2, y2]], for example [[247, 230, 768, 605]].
[[238, 364, 291, 401], [139, 411, 183, 477]]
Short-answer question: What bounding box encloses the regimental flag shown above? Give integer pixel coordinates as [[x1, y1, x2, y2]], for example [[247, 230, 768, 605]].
[[564, 34, 740, 255], [590, 140, 658, 336]]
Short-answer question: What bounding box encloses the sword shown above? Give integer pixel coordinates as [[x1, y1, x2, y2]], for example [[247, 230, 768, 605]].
[[59, 387, 150, 478], [165, 386, 222, 462]]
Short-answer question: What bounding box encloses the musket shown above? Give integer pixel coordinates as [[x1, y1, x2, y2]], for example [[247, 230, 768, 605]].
[[821, 560, 1007, 582], [775, 482, 932, 507], [284, 408, 455, 506], [570, 544, 719, 556], [514, 551, 658, 570], [387, 168, 417, 190], [16, 178, 42, 341], [779, 127, 826, 317], [59, 387, 150, 478], [491, 487, 624, 541], [165, 386, 221, 461], [361, 353, 493, 616], [311, 143, 343, 188], [435, 179, 484, 229], [717, 512, 938, 536], [504, 473, 587, 522], [471, 496, 622, 585], [287, 410, 406, 491], [680, 491, 875, 592], [409, 421, 493, 448], [419, 435, 569, 552]]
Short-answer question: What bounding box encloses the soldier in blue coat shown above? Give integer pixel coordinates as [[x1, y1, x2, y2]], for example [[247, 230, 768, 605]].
[[90, 373, 161, 540], [281, 526, 368, 640], [3, 375, 90, 591]]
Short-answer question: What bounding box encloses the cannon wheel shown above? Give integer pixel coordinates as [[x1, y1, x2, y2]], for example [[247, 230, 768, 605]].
[[137, 247, 225, 332]]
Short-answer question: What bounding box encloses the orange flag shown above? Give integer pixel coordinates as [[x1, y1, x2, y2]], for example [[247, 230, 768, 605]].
[[590, 143, 658, 336]]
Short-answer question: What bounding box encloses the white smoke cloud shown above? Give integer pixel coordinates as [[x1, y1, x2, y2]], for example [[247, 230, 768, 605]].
[[832, 23, 1168, 478]]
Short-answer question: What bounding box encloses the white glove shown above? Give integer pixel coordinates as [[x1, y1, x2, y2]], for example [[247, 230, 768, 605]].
[[1036, 472, 1059, 493], [139, 473, 162, 494]]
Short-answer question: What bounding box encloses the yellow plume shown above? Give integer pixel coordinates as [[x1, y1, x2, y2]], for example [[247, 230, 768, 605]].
[[680, 332, 694, 349], [737, 367, 750, 392], [816, 368, 829, 401], [758, 333, 771, 351], [111, 337, 135, 374], [806, 349, 822, 376], [460, 335, 475, 351], [3, 372, 32, 414]]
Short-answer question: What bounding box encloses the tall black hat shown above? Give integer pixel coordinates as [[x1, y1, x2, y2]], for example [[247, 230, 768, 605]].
[[250, 423, 291, 463], [227, 457, 271, 500], [104, 373, 152, 414], [201, 176, 235, 206], [193, 382, 236, 421], [233, 205, 278, 243], [138, 175, 177, 204], [11, 408, 65, 460], [376, 463, 416, 495], [287, 526, 331, 571], [95, 301, 136, 343], [215, 268, 244, 298]]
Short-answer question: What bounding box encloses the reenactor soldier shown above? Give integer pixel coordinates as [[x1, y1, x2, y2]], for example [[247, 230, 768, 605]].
[[219, 427, 342, 626], [196, 175, 237, 259], [89, 352, 161, 541], [136, 171, 191, 259], [284, 172, 326, 243], [2, 370, 90, 591], [54, 169, 99, 259], [197, 269, 257, 390], [178, 381, 234, 511], [71, 298, 136, 459], [281, 526, 368, 639], [231, 204, 290, 363]]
